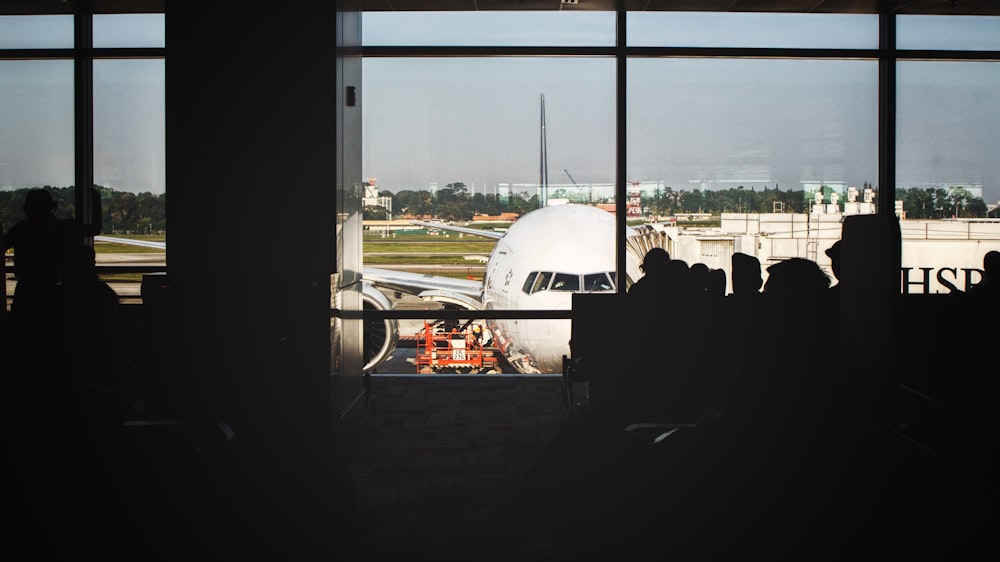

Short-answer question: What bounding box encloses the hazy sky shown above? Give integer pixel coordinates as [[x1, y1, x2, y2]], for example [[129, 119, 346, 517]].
[[0, 14, 165, 194], [362, 11, 1000, 203], [1, 11, 999, 202]]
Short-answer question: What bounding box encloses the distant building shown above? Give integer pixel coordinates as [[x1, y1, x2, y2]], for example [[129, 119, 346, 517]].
[[472, 212, 519, 222], [363, 179, 393, 216]]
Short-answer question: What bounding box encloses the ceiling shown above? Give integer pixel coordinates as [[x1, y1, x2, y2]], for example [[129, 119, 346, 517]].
[[0, 0, 996, 15], [359, 0, 1000, 15]]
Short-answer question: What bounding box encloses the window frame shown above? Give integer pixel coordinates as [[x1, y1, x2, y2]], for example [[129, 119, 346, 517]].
[[0, 7, 165, 241]]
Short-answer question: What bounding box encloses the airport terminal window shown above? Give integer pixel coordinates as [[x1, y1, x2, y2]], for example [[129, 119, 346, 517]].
[[626, 56, 878, 218], [896, 59, 1000, 294], [2, 8, 166, 308], [626, 11, 877, 49], [0, 15, 73, 48], [0, 60, 75, 189], [356, 9, 999, 375], [362, 10, 615, 47]]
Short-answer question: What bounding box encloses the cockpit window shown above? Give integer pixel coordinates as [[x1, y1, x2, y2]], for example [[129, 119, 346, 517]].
[[531, 271, 553, 293], [551, 272, 580, 291], [583, 272, 615, 292], [522, 271, 539, 294]]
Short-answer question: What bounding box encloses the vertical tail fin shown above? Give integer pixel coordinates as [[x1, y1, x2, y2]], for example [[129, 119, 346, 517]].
[[539, 93, 548, 208]]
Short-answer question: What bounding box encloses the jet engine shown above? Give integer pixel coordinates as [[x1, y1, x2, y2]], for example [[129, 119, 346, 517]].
[[362, 282, 399, 373]]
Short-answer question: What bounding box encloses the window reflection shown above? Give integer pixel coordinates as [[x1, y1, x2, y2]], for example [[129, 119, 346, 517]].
[[0, 15, 73, 49], [94, 59, 166, 197], [93, 14, 165, 48], [627, 58, 878, 197], [0, 60, 75, 189], [627, 11, 877, 49], [362, 57, 615, 205], [897, 60, 1000, 294], [897, 15, 1000, 51], [363, 11, 615, 47]]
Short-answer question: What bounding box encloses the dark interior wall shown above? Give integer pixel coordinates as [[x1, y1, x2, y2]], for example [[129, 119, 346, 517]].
[[165, 4, 337, 425], [162, 5, 357, 556]]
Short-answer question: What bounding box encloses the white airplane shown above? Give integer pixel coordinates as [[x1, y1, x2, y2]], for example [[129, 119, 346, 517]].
[[362, 203, 670, 374], [96, 203, 670, 375]]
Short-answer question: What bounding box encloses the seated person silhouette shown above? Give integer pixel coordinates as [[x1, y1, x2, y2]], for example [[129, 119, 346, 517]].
[[3, 187, 102, 325]]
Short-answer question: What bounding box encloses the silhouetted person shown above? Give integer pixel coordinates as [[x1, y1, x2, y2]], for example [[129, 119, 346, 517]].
[[623, 257, 847, 561], [720, 252, 765, 415], [62, 244, 126, 427], [730, 252, 763, 297], [2, 187, 102, 326], [688, 261, 709, 287], [627, 247, 670, 306], [825, 240, 843, 301], [626, 252, 710, 424], [1, 188, 119, 555], [968, 249, 1000, 299]]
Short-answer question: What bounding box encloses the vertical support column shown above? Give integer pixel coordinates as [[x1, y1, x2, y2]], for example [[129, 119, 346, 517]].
[[74, 9, 95, 231], [615, 1, 628, 294]]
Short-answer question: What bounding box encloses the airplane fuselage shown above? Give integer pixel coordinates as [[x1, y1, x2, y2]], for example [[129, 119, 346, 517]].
[[480, 204, 619, 374]]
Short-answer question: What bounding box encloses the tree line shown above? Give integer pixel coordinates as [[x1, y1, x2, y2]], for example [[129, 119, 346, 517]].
[[0, 186, 166, 235], [366, 181, 997, 221], [4, 182, 992, 234]]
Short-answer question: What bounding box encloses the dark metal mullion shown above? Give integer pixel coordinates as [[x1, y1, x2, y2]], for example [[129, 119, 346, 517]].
[[361, 46, 616, 57], [896, 49, 1000, 62], [74, 10, 95, 232], [362, 46, 882, 59], [616, 1, 627, 295], [627, 46, 879, 59], [878, 11, 896, 216], [340, 309, 572, 321]]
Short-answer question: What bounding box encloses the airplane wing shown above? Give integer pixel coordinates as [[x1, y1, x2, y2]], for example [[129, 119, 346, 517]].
[[362, 266, 483, 302], [409, 220, 505, 241], [95, 232, 487, 305], [94, 235, 167, 250]]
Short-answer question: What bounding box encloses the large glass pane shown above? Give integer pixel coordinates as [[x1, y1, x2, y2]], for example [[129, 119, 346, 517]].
[[898, 15, 1000, 51], [627, 12, 877, 49], [1, 60, 74, 310], [0, 60, 75, 193], [93, 14, 165, 48], [363, 57, 615, 203], [897, 61, 1000, 295], [0, 15, 73, 49], [362, 11, 615, 47], [94, 59, 166, 198], [628, 57, 878, 285], [93, 58, 166, 298], [362, 56, 613, 375]]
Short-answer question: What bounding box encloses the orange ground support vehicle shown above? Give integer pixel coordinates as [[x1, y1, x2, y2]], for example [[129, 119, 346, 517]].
[[414, 320, 498, 374]]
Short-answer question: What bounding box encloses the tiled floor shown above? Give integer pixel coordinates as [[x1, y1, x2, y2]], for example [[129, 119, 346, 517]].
[[341, 375, 569, 562]]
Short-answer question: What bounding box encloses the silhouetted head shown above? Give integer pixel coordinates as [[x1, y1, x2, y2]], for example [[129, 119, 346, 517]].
[[640, 247, 670, 276], [984, 250, 1000, 279], [825, 241, 842, 279], [763, 257, 831, 298], [662, 259, 691, 293], [23, 188, 56, 219], [731, 252, 763, 295], [702, 268, 726, 297], [689, 262, 709, 279]]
